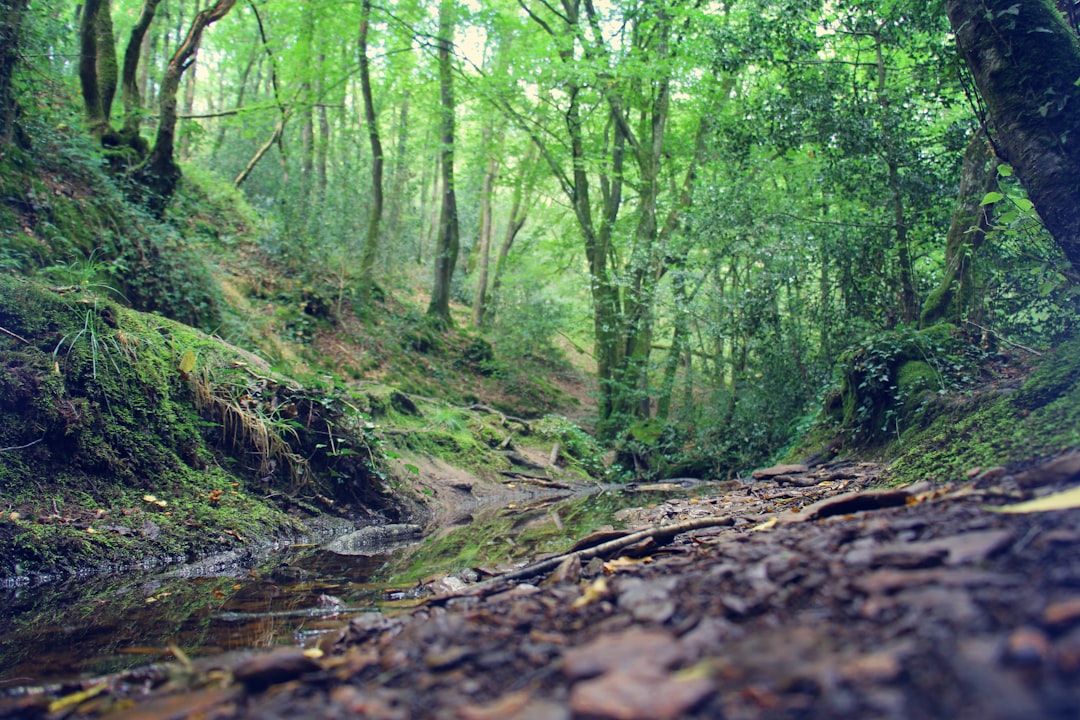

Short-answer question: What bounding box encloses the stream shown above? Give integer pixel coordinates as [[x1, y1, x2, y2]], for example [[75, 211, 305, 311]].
[[0, 483, 703, 692]]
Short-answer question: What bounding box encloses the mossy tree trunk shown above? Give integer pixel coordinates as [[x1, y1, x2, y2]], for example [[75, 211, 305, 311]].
[[357, 0, 385, 309], [426, 0, 460, 324], [119, 0, 162, 152], [139, 0, 236, 212], [946, 0, 1080, 276], [921, 132, 998, 327], [0, 0, 29, 147]]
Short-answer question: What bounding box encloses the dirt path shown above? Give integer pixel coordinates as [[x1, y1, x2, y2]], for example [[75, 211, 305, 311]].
[[7, 458, 1080, 719]]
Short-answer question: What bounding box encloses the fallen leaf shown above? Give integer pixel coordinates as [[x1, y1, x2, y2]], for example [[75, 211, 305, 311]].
[[572, 577, 610, 609], [988, 485, 1080, 514], [48, 683, 107, 713], [750, 517, 778, 532]]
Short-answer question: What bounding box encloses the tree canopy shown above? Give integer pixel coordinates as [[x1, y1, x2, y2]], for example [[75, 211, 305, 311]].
[[2, 0, 1079, 470]]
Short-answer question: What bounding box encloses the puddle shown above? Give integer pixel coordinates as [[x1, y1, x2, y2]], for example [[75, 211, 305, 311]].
[[0, 481, 709, 690]]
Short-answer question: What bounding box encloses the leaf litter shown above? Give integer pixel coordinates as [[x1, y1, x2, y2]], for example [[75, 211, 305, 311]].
[[5, 456, 1080, 719]]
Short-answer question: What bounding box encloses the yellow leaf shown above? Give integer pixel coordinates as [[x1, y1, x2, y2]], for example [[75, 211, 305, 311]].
[[179, 349, 196, 374], [303, 648, 325, 659], [988, 485, 1080, 514], [751, 517, 778, 532], [48, 682, 107, 713], [571, 577, 609, 609]]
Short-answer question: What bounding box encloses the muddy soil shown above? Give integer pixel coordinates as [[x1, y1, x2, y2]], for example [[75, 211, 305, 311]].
[[5, 457, 1080, 720]]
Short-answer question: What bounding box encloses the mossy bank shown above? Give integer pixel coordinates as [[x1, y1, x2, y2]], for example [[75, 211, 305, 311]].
[[0, 276, 418, 581]]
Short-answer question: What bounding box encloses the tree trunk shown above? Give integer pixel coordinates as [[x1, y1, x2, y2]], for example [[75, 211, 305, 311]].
[[120, 0, 162, 145], [140, 0, 235, 211], [385, 90, 411, 254], [79, 0, 108, 132], [946, 0, 1080, 275], [488, 148, 532, 323], [471, 140, 499, 328], [921, 132, 998, 326], [427, 0, 460, 324], [0, 0, 29, 147], [357, 0, 385, 308]]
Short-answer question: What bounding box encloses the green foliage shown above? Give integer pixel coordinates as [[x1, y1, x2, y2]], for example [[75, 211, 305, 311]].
[[825, 324, 985, 443], [887, 335, 1080, 485]]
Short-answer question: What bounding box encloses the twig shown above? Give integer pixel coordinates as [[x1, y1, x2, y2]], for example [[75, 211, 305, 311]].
[[0, 437, 44, 452], [0, 325, 30, 345], [963, 320, 1043, 356], [427, 515, 735, 604]]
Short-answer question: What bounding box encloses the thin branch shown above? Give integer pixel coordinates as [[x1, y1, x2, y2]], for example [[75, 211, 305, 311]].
[[962, 320, 1043, 356], [1, 436, 44, 452], [426, 515, 735, 604], [0, 325, 30, 344]]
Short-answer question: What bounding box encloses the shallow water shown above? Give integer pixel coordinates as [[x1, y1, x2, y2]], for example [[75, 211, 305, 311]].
[[0, 482, 705, 690]]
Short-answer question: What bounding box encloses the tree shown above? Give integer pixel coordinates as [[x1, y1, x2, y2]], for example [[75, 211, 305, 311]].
[[427, 0, 460, 323], [946, 0, 1080, 276], [77, 0, 237, 210], [357, 0, 385, 308], [139, 0, 238, 208], [0, 0, 30, 147]]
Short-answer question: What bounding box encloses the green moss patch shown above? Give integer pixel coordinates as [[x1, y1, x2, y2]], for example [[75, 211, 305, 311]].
[[0, 276, 412, 579]]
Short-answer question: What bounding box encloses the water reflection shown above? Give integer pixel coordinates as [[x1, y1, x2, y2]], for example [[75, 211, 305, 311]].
[[0, 546, 400, 688]]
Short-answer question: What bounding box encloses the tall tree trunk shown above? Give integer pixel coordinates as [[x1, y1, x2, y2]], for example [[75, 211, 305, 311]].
[[79, 0, 108, 133], [120, 0, 162, 146], [946, 0, 1080, 276], [140, 0, 236, 211], [385, 90, 411, 253], [488, 145, 533, 323], [0, 0, 29, 147], [427, 0, 460, 323], [921, 132, 998, 327], [316, 55, 329, 203], [471, 133, 499, 328], [95, 0, 119, 125], [357, 0, 385, 307]]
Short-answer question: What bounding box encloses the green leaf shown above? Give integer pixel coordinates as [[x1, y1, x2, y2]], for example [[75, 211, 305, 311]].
[[997, 164, 1014, 177], [980, 191, 1005, 206]]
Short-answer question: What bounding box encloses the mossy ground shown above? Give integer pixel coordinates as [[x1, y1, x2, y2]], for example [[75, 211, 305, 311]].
[[0, 276, 412, 579], [885, 335, 1080, 484]]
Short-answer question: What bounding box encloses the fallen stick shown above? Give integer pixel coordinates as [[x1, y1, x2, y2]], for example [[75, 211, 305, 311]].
[[428, 514, 736, 603], [0, 325, 30, 345]]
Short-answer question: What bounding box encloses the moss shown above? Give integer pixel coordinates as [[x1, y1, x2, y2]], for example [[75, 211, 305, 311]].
[[0, 276, 412, 579], [886, 336, 1080, 485]]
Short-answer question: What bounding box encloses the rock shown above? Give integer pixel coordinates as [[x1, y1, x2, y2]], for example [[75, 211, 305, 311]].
[[569, 670, 715, 720], [232, 649, 322, 690], [617, 577, 678, 624], [793, 489, 911, 521], [322, 524, 423, 555], [1043, 597, 1080, 631], [752, 463, 808, 480], [562, 629, 683, 680], [1003, 627, 1051, 667], [1013, 452, 1080, 489]]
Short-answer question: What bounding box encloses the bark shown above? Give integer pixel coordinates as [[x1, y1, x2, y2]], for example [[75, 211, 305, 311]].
[[427, 0, 460, 323], [316, 57, 329, 202], [0, 0, 29, 147], [921, 132, 998, 327], [946, 0, 1080, 275], [471, 135, 499, 328], [79, 0, 107, 131], [140, 0, 236, 211], [385, 91, 411, 252], [358, 0, 385, 308], [95, 0, 119, 124], [120, 0, 163, 142], [488, 146, 533, 322]]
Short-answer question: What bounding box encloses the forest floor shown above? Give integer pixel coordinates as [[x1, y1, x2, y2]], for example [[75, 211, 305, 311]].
[[8, 454, 1080, 720]]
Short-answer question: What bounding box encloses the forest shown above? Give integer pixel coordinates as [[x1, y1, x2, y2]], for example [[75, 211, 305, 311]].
[[3, 0, 1080, 714], [1, 0, 1080, 553]]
